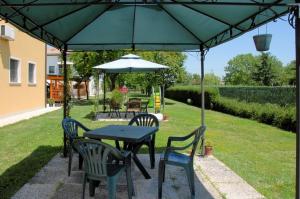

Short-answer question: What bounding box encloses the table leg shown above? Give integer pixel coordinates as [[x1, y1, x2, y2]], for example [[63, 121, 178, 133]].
[[130, 143, 151, 179]]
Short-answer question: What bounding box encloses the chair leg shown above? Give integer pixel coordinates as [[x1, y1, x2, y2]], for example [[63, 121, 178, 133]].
[[158, 160, 164, 199], [82, 173, 87, 199], [185, 165, 195, 197], [89, 180, 96, 197], [151, 137, 156, 169], [107, 176, 118, 199], [68, 147, 73, 176], [79, 154, 83, 170], [126, 166, 134, 198], [149, 142, 155, 169], [162, 163, 166, 182]]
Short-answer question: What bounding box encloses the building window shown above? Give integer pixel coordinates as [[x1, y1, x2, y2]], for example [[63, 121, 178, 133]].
[[58, 64, 63, 75], [28, 62, 36, 84], [48, 65, 55, 74], [9, 58, 20, 83]]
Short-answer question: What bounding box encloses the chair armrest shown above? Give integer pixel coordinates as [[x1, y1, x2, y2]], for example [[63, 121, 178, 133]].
[[77, 123, 91, 132], [167, 131, 196, 147]]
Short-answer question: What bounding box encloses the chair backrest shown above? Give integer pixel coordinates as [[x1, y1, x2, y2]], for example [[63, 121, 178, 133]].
[[127, 98, 142, 109], [73, 139, 124, 177], [129, 113, 159, 128], [190, 126, 206, 158], [61, 117, 89, 143]]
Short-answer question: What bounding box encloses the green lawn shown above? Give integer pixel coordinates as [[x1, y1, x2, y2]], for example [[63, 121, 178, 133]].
[[0, 99, 295, 199]]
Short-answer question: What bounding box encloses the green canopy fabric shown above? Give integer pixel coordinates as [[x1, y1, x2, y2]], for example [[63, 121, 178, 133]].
[[0, 0, 294, 51]]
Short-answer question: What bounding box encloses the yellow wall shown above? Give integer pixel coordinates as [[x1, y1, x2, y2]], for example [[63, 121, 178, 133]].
[[0, 21, 46, 117]]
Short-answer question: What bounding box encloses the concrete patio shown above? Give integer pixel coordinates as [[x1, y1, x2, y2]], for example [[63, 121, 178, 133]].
[[12, 154, 263, 199]]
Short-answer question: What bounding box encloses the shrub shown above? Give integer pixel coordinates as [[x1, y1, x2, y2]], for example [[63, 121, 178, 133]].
[[212, 97, 295, 132], [218, 86, 295, 106], [111, 89, 124, 105], [165, 85, 219, 109]]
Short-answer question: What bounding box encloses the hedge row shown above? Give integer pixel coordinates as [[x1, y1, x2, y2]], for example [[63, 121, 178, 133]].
[[166, 86, 296, 132], [213, 97, 296, 132], [218, 86, 295, 106], [165, 86, 219, 109]]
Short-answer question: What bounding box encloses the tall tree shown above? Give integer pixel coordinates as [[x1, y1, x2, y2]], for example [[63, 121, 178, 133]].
[[204, 73, 221, 85], [224, 54, 258, 85], [70, 52, 98, 99], [284, 60, 296, 85], [252, 52, 283, 86]]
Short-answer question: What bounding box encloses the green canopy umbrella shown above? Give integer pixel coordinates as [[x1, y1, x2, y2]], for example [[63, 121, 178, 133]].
[[1, 2, 300, 197]]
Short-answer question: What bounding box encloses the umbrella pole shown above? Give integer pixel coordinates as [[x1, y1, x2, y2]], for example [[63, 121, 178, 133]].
[[200, 45, 206, 156], [103, 72, 106, 113]]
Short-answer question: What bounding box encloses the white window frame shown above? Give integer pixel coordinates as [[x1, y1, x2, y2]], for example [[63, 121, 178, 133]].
[[9, 57, 21, 84], [28, 61, 37, 85], [48, 65, 56, 75]]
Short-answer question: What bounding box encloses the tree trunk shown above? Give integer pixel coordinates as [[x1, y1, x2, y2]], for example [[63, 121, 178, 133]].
[[77, 80, 82, 100], [85, 80, 89, 100], [109, 74, 118, 91]]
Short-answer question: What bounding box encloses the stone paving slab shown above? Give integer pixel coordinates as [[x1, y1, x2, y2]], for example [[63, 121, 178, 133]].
[[13, 153, 264, 199], [13, 154, 220, 199]]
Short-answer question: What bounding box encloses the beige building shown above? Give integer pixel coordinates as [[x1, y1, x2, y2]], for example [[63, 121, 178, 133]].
[[0, 21, 46, 118]]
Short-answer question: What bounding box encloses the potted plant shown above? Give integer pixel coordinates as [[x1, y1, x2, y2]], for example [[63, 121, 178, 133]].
[[48, 98, 55, 107], [253, 34, 272, 52], [111, 89, 123, 108], [204, 141, 213, 156]]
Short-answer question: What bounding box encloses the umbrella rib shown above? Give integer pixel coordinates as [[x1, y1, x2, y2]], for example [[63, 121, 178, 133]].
[[171, 0, 244, 32], [65, 4, 115, 43], [131, 1, 137, 49], [30, 0, 103, 31], [203, 0, 284, 46], [0, 0, 64, 47], [158, 4, 207, 48]]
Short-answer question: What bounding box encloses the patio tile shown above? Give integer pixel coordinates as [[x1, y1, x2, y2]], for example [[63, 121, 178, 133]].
[[16, 153, 266, 199], [11, 184, 57, 199]]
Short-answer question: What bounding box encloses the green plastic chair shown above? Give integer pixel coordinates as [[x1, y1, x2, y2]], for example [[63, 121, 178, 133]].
[[62, 117, 91, 176], [158, 126, 206, 199], [73, 139, 134, 199], [127, 113, 159, 169]]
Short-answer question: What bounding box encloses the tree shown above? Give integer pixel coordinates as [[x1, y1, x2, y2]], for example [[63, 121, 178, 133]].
[[252, 52, 284, 86], [70, 52, 98, 99], [204, 73, 221, 85], [224, 54, 258, 85], [192, 74, 201, 84], [284, 60, 296, 85]]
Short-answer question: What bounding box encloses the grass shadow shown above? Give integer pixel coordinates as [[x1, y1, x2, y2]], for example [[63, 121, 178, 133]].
[[0, 145, 61, 199]]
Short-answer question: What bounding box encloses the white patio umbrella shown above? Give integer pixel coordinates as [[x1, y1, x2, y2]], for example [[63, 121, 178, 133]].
[[94, 53, 169, 113], [93, 54, 169, 72]]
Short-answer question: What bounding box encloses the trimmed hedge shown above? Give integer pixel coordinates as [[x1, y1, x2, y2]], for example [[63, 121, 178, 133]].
[[165, 85, 219, 109], [166, 86, 296, 132], [218, 86, 295, 106], [213, 97, 296, 132]]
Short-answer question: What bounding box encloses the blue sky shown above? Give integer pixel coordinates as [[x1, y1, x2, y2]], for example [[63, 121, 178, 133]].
[[183, 16, 295, 78]]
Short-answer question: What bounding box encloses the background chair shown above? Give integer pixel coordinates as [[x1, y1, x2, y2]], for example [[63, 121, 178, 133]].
[[125, 98, 142, 118], [62, 117, 91, 176], [158, 126, 206, 199], [73, 139, 134, 199], [127, 113, 159, 169]]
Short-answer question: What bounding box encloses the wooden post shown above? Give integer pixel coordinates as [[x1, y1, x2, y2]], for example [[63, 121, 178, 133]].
[[63, 44, 68, 157]]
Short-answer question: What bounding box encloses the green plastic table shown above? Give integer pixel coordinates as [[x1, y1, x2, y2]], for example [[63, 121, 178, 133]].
[[84, 125, 158, 179]]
